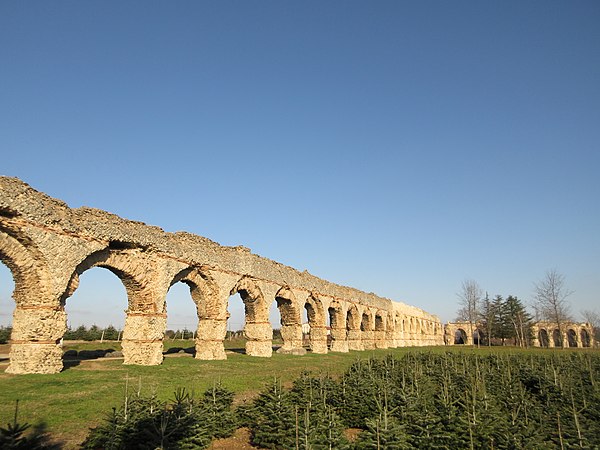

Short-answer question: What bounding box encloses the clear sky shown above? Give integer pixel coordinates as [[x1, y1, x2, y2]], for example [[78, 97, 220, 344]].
[[1, 1, 599, 330]]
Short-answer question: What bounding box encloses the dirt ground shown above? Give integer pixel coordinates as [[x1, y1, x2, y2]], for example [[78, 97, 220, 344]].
[[209, 428, 262, 450]]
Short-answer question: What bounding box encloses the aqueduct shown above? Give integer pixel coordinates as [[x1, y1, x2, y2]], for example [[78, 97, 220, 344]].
[[0, 177, 444, 374], [444, 321, 594, 348]]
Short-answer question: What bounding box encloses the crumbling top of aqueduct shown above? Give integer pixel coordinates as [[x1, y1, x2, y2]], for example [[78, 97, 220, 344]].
[[0, 176, 436, 319]]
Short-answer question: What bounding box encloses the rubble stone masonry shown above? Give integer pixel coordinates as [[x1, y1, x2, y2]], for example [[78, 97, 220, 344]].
[[0, 177, 443, 374]]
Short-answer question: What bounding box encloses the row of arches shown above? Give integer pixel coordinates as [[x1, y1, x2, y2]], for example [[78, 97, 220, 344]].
[[443, 322, 594, 348], [534, 325, 593, 348], [0, 227, 443, 373]]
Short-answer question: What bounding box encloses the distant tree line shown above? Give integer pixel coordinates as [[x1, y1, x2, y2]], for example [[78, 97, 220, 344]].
[[1, 325, 285, 344], [63, 325, 122, 341]]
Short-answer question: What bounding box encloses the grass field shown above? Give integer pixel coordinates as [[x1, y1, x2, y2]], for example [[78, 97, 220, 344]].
[[1, 342, 598, 448]]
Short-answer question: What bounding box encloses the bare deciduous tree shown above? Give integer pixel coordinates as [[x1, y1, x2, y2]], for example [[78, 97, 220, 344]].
[[533, 269, 573, 347], [456, 279, 482, 346]]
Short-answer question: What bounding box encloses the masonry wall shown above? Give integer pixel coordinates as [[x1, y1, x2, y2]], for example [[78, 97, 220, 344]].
[[0, 177, 444, 374]]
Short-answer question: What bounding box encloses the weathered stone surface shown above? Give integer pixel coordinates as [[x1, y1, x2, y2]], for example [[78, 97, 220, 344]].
[[276, 347, 307, 356], [0, 177, 445, 374]]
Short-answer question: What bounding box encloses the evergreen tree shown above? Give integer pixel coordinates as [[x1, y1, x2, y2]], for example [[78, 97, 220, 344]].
[[354, 407, 409, 449], [479, 293, 495, 346], [505, 296, 533, 347], [245, 379, 297, 449], [491, 295, 511, 345]]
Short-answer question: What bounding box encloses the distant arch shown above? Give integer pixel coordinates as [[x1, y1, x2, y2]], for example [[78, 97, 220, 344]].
[[538, 329, 549, 347], [346, 304, 360, 332], [552, 329, 562, 347], [361, 311, 373, 332], [374, 313, 385, 332], [567, 329, 578, 348], [455, 328, 467, 345], [328, 301, 344, 329]]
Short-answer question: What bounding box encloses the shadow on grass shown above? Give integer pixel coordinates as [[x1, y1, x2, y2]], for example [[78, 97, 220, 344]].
[[60, 348, 122, 370]]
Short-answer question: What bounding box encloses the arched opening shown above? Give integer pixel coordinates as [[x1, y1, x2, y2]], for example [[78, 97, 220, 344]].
[[227, 293, 246, 350], [375, 314, 384, 332], [269, 300, 283, 346], [567, 329, 578, 348], [0, 261, 15, 343], [580, 328, 591, 348], [302, 303, 310, 346], [273, 288, 301, 351], [538, 329, 550, 347], [303, 296, 327, 353], [344, 305, 359, 348], [165, 281, 198, 344], [552, 329, 562, 347], [360, 313, 370, 332], [327, 307, 336, 349], [360, 311, 375, 349], [229, 278, 271, 357], [65, 267, 128, 343], [327, 302, 346, 351], [454, 328, 467, 345]]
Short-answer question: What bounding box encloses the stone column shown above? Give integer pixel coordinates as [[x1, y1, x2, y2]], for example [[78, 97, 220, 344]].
[[375, 329, 388, 349], [362, 328, 376, 350], [279, 323, 303, 352], [195, 318, 227, 360], [7, 306, 66, 374], [244, 322, 273, 357], [347, 328, 363, 351], [309, 325, 328, 354], [122, 312, 165, 365], [330, 325, 349, 352], [385, 325, 396, 348]]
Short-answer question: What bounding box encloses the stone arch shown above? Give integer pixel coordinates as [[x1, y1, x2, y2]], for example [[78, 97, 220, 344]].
[[538, 328, 550, 347], [304, 294, 327, 353], [567, 328, 578, 347], [455, 328, 467, 345], [374, 311, 388, 349], [552, 329, 562, 347], [65, 247, 165, 366], [361, 310, 375, 349], [328, 300, 348, 352], [64, 248, 155, 311], [170, 267, 220, 318], [168, 266, 226, 359], [230, 276, 272, 357], [346, 304, 362, 351], [580, 328, 591, 348], [274, 286, 302, 352]]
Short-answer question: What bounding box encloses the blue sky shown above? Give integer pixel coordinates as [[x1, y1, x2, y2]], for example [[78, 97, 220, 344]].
[[1, 1, 599, 330]]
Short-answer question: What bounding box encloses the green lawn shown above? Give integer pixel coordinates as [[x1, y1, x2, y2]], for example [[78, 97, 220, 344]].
[[1, 343, 597, 448]]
